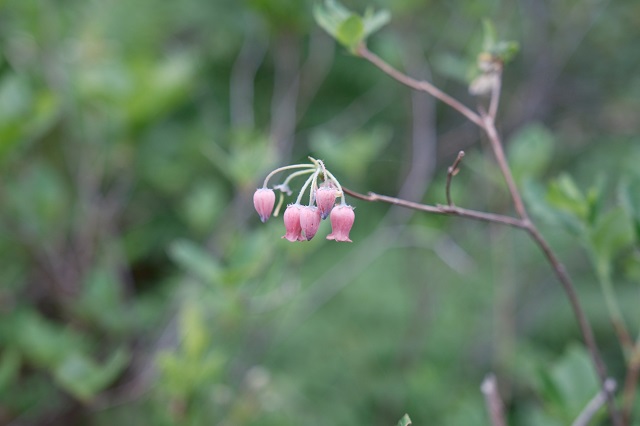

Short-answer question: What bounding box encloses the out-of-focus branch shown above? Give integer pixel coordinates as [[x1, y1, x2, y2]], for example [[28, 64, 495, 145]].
[[295, 29, 335, 123], [230, 32, 267, 128], [572, 378, 617, 426], [270, 32, 301, 160], [356, 44, 484, 127], [622, 346, 640, 425], [481, 374, 508, 426]]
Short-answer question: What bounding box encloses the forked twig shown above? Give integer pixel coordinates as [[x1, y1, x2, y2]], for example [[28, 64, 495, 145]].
[[445, 150, 465, 207]]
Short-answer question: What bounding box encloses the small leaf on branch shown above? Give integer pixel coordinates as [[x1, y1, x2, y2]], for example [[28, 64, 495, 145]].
[[336, 15, 364, 49], [314, 0, 389, 52], [396, 413, 412, 426]]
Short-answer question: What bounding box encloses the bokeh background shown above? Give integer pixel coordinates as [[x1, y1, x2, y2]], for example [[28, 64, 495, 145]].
[[1, 0, 639, 424]]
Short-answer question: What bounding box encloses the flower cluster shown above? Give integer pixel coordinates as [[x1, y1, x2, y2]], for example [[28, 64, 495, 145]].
[[253, 157, 355, 242]]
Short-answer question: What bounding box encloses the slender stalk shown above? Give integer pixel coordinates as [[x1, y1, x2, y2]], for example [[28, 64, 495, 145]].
[[324, 169, 346, 204], [594, 262, 633, 354], [446, 151, 465, 206], [524, 225, 619, 424], [343, 187, 527, 229], [263, 164, 315, 188], [296, 169, 320, 205], [356, 44, 484, 127], [281, 169, 315, 189], [481, 115, 529, 220]]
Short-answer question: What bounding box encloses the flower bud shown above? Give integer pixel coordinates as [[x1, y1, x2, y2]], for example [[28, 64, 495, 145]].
[[282, 204, 304, 242], [300, 206, 321, 240], [315, 186, 337, 220], [326, 204, 355, 242], [253, 188, 276, 223]]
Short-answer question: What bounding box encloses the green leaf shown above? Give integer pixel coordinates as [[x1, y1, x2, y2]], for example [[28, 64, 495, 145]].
[[75, 264, 127, 333], [620, 177, 640, 243], [53, 349, 129, 401], [549, 345, 599, 419], [336, 15, 364, 49], [508, 123, 554, 184], [492, 40, 520, 63], [479, 19, 519, 63], [524, 181, 585, 236], [314, 0, 389, 50], [9, 310, 85, 368], [168, 239, 222, 286], [396, 413, 412, 426], [180, 301, 208, 361], [0, 349, 20, 391], [363, 8, 391, 39], [546, 174, 588, 220], [589, 207, 634, 263], [482, 19, 497, 52]]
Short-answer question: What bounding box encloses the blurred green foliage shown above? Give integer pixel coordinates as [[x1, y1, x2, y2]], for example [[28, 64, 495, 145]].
[[0, 0, 639, 425]]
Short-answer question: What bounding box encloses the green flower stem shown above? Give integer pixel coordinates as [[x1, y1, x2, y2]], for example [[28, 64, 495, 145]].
[[594, 259, 632, 356], [324, 169, 346, 204], [281, 169, 315, 189], [273, 192, 285, 217], [263, 164, 315, 188], [296, 168, 320, 205]]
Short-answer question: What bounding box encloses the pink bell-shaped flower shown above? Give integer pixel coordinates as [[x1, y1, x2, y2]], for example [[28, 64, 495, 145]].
[[326, 204, 355, 242], [315, 186, 337, 220], [300, 206, 321, 240], [282, 204, 304, 242], [253, 188, 276, 223]]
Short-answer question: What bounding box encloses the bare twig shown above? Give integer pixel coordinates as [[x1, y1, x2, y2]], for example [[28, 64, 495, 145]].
[[445, 151, 465, 206], [356, 44, 484, 127], [572, 378, 617, 426], [481, 114, 529, 220], [349, 46, 623, 426], [481, 374, 508, 426], [343, 187, 527, 229]]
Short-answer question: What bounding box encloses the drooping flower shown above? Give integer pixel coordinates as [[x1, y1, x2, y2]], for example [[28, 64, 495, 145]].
[[253, 188, 276, 223], [326, 204, 355, 242], [300, 206, 321, 240], [315, 186, 337, 220], [282, 204, 304, 242]]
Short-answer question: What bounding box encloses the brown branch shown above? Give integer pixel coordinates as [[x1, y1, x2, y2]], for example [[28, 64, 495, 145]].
[[622, 347, 640, 425], [356, 44, 484, 128], [351, 43, 622, 426], [481, 374, 508, 426], [524, 225, 619, 425], [446, 150, 465, 207], [481, 115, 529, 220], [343, 187, 527, 229]]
